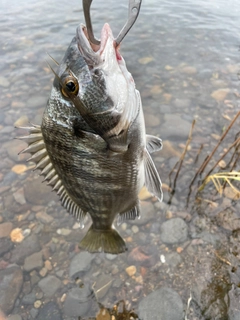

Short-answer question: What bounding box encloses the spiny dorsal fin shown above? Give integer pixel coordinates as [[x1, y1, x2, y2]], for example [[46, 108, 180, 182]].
[[146, 134, 162, 154], [144, 149, 163, 202], [117, 201, 140, 225], [18, 125, 87, 226]]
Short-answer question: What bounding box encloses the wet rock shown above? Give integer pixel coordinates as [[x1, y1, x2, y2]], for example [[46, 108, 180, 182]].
[[14, 115, 29, 127], [24, 178, 57, 205], [22, 292, 36, 305], [0, 222, 13, 238], [10, 228, 24, 243], [129, 201, 155, 226], [38, 275, 61, 298], [0, 266, 23, 314], [10, 234, 41, 264], [64, 285, 96, 317], [0, 238, 13, 257], [35, 211, 53, 224], [37, 301, 62, 320], [126, 265, 137, 276], [24, 251, 43, 272], [138, 287, 184, 320], [69, 252, 95, 278], [160, 218, 188, 244], [211, 88, 229, 101], [161, 114, 191, 140]]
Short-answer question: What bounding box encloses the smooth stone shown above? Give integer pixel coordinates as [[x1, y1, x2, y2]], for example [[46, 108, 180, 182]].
[[105, 253, 117, 260], [24, 178, 57, 205], [0, 266, 23, 314], [160, 218, 188, 244], [161, 114, 191, 140], [0, 238, 13, 256], [38, 275, 61, 298], [138, 287, 184, 320], [64, 285, 95, 317], [10, 234, 41, 264], [22, 292, 36, 305], [94, 274, 113, 299], [14, 115, 29, 127], [69, 252, 95, 278], [35, 211, 54, 224], [24, 251, 43, 272], [0, 222, 13, 238], [164, 252, 182, 268], [13, 188, 26, 205], [36, 301, 62, 320]]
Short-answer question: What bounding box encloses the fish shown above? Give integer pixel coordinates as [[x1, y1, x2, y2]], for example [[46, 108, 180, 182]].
[[19, 22, 163, 254]]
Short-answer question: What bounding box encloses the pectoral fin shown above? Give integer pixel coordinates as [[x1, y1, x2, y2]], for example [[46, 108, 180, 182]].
[[146, 135, 162, 154], [144, 149, 163, 201]]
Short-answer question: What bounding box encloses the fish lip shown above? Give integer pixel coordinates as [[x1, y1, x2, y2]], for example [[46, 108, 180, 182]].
[[76, 23, 120, 66]]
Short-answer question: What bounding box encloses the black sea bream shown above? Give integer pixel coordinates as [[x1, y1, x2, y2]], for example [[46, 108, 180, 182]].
[[20, 22, 163, 254]]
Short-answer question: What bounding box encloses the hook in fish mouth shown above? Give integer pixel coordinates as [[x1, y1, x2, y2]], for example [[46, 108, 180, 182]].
[[82, 0, 142, 46]]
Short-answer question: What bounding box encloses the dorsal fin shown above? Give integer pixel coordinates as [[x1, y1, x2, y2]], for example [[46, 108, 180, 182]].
[[18, 124, 87, 226], [146, 134, 162, 154], [144, 149, 163, 202], [117, 201, 140, 225]]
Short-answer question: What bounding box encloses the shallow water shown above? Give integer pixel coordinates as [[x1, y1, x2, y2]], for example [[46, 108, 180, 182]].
[[0, 0, 240, 319]]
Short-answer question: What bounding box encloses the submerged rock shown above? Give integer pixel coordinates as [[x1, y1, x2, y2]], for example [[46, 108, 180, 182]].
[[38, 275, 61, 298], [138, 287, 184, 320], [37, 301, 62, 320], [160, 217, 188, 244], [69, 252, 95, 278], [0, 266, 23, 314]]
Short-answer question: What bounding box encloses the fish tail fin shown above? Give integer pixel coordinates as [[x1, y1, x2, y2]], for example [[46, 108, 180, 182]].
[[79, 225, 127, 254]]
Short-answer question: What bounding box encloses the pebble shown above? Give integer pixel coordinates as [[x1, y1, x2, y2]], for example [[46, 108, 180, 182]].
[[131, 225, 139, 234], [211, 88, 229, 101], [0, 222, 13, 238], [121, 223, 127, 231], [23, 251, 43, 272], [44, 260, 52, 270], [38, 275, 61, 298], [34, 300, 42, 308], [125, 265, 137, 277], [138, 186, 152, 200], [14, 115, 29, 127], [35, 211, 53, 224], [160, 218, 188, 244], [57, 228, 71, 236], [180, 65, 197, 74], [0, 266, 23, 314], [139, 287, 184, 320], [10, 228, 24, 243], [39, 267, 48, 277], [11, 165, 28, 175], [13, 187, 26, 204], [36, 301, 62, 320], [105, 253, 117, 260], [69, 252, 95, 278]]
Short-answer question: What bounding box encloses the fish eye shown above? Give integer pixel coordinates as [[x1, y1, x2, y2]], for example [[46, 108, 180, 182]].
[[61, 76, 79, 98]]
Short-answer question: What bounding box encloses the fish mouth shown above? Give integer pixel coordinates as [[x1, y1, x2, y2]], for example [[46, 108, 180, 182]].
[[76, 23, 122, 67]]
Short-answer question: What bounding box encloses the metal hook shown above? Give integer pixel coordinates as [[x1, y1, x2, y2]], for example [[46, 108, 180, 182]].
[[82, 0, 100, 45], [115, 0, 142, 46], [82, 0, 142, 46]]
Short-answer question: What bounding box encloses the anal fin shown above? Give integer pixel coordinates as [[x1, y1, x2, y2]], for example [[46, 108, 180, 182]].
[[117, 202, 140, 225], [144, 149, 163, 201], [146, 134, 163, 154], [79, 225, 127, 254]]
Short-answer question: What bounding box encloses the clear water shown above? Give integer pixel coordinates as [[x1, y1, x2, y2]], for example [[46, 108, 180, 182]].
[[0, 0, 240, 319]]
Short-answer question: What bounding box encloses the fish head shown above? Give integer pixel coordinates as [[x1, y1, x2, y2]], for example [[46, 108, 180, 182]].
[[50, 23, 139, 144]]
